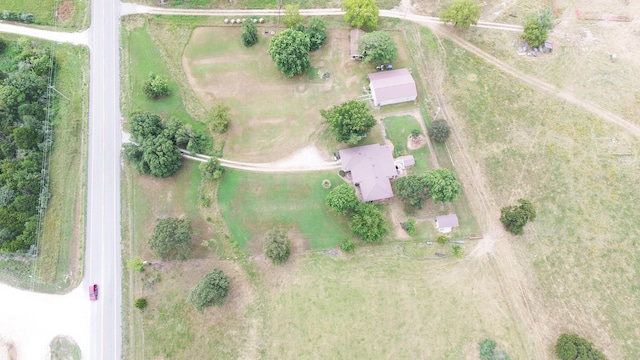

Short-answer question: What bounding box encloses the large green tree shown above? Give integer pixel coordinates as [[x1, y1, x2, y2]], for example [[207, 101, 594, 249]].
[[349, 203, 386, 243], [325, 184, 359, 214], [423, 168, 461, 203], [500, 199, 536, 235], [428, 119, 451, 143], [320, 100, 376, 144], [357, 31, 398, 64], [264, 226, 291, 265], [439, 0, 480, 30], [148, 217, 193, 260], [306, 17, 328, 52], [188, 269, 230, 312], [394, 175, 429, 208], [342, 0, 379, 31], [129, 112, 164, 143], [268, 29, 311, 78], [522, 17, 548, 48], [141, 135, 182, 178]]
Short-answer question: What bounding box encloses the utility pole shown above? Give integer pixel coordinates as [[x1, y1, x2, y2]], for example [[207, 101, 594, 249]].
[[48, 85, 71, 101]]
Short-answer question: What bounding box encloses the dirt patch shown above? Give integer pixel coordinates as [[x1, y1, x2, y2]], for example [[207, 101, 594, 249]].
[[55, 1, 74, 23], [407, 134, 427, 150], [0, 338, 16, 360]]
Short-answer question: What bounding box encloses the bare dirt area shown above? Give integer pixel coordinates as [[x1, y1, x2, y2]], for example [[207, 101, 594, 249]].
[[55, 1, 74, 23], [0, 339, 16, 360]]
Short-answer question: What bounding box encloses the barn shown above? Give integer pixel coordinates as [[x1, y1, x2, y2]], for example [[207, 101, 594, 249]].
[[368, 68, 417, 107]]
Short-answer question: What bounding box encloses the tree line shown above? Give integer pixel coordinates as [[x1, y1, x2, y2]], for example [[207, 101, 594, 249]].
[[0, 37, 55, 253]]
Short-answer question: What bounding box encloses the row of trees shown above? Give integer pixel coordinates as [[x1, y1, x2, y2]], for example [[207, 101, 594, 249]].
[[325, 184, 387, 243], [268, 17, 328, 78], [395, 168, 462, 208], [0, 38, 55, 253]]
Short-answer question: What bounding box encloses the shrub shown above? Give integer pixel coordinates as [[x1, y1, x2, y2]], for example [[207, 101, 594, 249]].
[[437, 235, 448, 244], [142, 73, 171, 99], [555, 333, 607, 360], [127, 256, 144, 272], [349, 203, 387, 243], [200, 157, 224, 180], [410, 129, 421, 139], [188, 269, 230, 312], [325, 184, 359, 214], [241, 21, 258, 47], [452, 244, 463, 258], [209, 104, 231, 133], [500, 199, 536, 235], [428, 119, 451, 143], [339, 238, 356, 253], [400, 218, 416, 236], [134, 298, 148, 310], [264, 227, 291, 265]]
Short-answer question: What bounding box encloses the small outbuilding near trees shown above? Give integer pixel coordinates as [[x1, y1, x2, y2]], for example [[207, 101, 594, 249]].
[[436, 214, 459, 233], [350, 28, 365, 60], [368, 68, 417, 107]]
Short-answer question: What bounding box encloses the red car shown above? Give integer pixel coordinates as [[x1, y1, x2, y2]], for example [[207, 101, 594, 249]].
[[89, 284, 98, 301]]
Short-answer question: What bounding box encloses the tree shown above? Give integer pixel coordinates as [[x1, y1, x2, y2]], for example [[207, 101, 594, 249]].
[[188, 269, 230, 312], [208, 104, 231, 133], [283, 4, 304, 28], [129, 112, 164, 143], [423, 168, 461, 203], [320, 100, 376, 144], [264, 226, 291, 265], [305, 17, 328, 51], [357, 31, 398, 64], [535, 6, 555, 31], [141, 135, 182, 178], [522, 17, 548, 48], [439, 0, 480, 30], [452, 244, 463, 258], [134, 298, 148, 310], [13, 127, 40, 150], [148, 217, 193, 260], [555, 333, 607, 360], [175, 124, 208, 154], [268, 29, 311, 78], [127, 256, 145, 272], [241, 21, 259, 47], [339, 238, 356, 253], [349, 203, 386, 243], [342, 0, 379, 31], [401, 218, 416, 236], [500, 199, 536, 235], [428, 119, 451, 143], [0, 85, 26, 109], [394, 175, 429, 208], [325, 184, 359, 214], [142, 73, 171, 99]]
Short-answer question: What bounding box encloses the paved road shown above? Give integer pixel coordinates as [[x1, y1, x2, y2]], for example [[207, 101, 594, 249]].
[[86, 0, 122, 359]]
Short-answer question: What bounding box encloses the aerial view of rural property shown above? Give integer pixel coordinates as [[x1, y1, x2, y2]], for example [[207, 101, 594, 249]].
[[0, 0, 639, 359]]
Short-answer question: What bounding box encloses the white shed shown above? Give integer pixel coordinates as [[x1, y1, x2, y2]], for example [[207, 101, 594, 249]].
[[435, 214, 459, 233]]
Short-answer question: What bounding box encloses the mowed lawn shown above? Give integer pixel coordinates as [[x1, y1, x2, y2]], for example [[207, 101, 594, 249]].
[[218, 170, 349, 250], [182, 27, 412, 162], [439, 30, 640, 358], [122, 23, 207, 134], [1, 0, 89, 28], [383, 115, 432, 175]]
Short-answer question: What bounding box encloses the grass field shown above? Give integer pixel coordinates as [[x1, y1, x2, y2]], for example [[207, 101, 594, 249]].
[[218, 169, 350, 251], [0, 0, 89, 29], [0, 40, 88, 292], [132, 0, 400, 10], [437, 29, 640, 358]]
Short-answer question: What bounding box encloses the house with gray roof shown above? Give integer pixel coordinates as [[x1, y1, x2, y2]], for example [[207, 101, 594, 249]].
[[339, 144, 398, 202], [435, 214, 459, 233], [368, 68, 417, 107]]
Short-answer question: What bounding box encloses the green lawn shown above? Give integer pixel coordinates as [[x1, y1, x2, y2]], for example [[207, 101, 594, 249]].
[[218, 170, 350, 250], [122, 22, 207, 135], [383, 115, 432, 175], [131, 0, 400, 10], [0, 0, 89, 29]]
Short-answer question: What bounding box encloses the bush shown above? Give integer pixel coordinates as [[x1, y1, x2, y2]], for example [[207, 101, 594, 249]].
[[339, 238, 356, 253], [349, 203, 387, 243], [127, 256, 144, 272], [400, 218, 416, 236], [500, 199, 536, 235], [437, 235, 448, 244], [241, 21, 258, 47], [209, 104, 231, 133], [452, 244, 463, 258], [134, 298, 148, 310], [188, 269, 230, 312], [555, 333, 607, 360], [142, 73, 171, 99], [200, 157, 224, 180], [410, 129, 421, 139], [428, 119, 451, 143], [264, 227, 291, 265]]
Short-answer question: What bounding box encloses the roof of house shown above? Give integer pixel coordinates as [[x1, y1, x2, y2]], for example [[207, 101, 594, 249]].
[[339, 144, 397, 202], [398, 155, 415, 167], [368, 68, 417, 104], [436, 214, 459, 228], [350, 28, 364, 56]]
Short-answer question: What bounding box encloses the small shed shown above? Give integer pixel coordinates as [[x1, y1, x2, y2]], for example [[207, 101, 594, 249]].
[[542, 40, 553, 53], [435, 214, 459, 233], [350, 29, 365, 60], [368, 68, 418, 107]]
